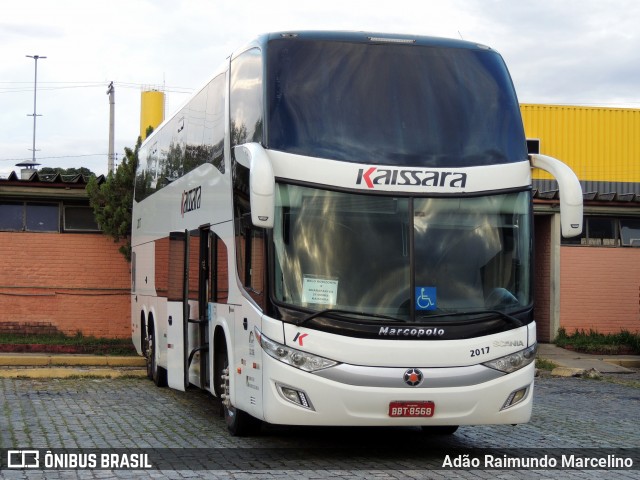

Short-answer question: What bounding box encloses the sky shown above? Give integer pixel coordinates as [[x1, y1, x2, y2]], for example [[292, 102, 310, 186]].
[[1, 0, 639, 179]]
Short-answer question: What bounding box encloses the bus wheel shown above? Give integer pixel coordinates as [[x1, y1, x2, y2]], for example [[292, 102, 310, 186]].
[[421, 425, 459, 435], [143, 328, 152, 380], [219, 352, 261, 436], [147, 322, 167, 387]]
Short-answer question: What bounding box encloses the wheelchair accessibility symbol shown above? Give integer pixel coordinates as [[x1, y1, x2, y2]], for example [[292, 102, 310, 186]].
[[415, 287, 437, 311]]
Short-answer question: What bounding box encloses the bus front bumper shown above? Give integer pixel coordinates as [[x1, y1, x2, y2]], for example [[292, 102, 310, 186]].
[[260, 358, 535, 427]]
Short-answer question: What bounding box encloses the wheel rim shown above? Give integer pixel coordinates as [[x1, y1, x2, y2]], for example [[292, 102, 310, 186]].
[[220, 358, 237, 427], [145, 332, 154, 378]]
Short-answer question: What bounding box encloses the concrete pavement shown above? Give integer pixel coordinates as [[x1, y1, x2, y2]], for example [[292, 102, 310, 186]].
[[2, 373, 639, 477], [0, 353, 146, 378], [536, 343, 640, 377]]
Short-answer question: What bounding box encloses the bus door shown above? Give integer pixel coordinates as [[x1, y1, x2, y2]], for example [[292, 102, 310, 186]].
[[231, 218, 266, 417], [166, 228, 210, 391], [166, 230, 187, 391], [208, 229, 232, 399], [191, 227, 211, 390]]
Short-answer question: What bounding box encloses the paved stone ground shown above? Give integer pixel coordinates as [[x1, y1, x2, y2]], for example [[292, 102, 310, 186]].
[[0, 373, 639, 479]]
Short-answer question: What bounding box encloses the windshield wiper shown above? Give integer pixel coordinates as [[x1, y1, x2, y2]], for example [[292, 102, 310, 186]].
[[416, 309, 524, 327], [296, 308, 409, 327]]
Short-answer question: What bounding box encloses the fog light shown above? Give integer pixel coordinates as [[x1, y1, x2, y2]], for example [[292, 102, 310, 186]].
[[281, 386, 300, 403], [501, 386, 529, 410], [277, 383, 314, 410]]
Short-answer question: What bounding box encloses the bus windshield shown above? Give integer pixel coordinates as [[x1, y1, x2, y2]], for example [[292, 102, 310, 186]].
[[273, 184, 532, 321], [266, 39, 527, 167]]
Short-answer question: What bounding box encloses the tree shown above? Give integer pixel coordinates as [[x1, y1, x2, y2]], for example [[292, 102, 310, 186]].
[[39, 166, 95, 178], [86, 135, 143, 262]]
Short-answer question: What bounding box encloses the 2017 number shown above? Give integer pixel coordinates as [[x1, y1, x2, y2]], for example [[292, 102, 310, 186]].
[[470, 347, 490, 357]]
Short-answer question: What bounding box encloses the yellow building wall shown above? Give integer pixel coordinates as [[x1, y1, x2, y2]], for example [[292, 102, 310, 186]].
[[140, 90, 165, 140], [520, 104, 640, 183]]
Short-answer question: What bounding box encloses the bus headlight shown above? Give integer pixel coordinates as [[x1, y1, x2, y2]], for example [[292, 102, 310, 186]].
[[256, 328, 339, 372], [482, 344, 537, 373]]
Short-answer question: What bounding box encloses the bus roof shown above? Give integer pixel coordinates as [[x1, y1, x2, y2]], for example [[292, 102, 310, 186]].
[[260, 31, 493, 52]]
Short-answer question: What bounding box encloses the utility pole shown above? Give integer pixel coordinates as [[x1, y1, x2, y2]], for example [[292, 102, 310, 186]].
[[107, 81, 115, 174], [25, 54, 46, 165]]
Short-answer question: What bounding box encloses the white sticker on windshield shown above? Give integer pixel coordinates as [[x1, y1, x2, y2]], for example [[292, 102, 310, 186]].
[[302, 276, 339, 305]]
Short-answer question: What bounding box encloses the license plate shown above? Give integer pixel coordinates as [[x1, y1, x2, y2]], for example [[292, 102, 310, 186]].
[[389, 401, 435, 417]]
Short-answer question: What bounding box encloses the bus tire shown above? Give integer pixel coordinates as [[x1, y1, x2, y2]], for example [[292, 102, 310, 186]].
[[225, 402, 262, 437], [216, 342, 261, 436], [421, 425, 459, 435], [147, 319, 167, 387], [142, 317, 152, 380]]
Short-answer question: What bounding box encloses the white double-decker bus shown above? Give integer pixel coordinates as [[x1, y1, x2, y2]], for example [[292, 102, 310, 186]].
[[131, 31, 583, 436]]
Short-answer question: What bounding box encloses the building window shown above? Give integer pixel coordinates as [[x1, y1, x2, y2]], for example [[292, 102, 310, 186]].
[[0, 202, 59, 232], [0, 202, 23, 230], [620, 218, 640, 247], [585, 217, 617, 246], [562, 216, 640, 247], [25, 203, 59, 231], [63, 206, 100, 231], [0, 202, 99, 233]]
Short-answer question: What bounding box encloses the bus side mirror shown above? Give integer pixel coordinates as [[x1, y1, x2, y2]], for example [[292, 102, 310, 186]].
[[234, 143, 275, 228], [529, 154, 583, 238]]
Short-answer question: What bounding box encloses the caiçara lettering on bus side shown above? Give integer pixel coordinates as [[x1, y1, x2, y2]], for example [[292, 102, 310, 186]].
[[180, 185, 202, 217]]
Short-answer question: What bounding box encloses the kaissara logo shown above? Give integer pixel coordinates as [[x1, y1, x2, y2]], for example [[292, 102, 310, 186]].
[[181, 186, 201, 217], [293, 332, 308, 346], [356, 167, 467, 189]]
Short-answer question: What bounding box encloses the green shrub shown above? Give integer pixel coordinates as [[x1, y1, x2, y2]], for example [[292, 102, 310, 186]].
[[555, 328, 640, 354], [0, 332, 135, 355]]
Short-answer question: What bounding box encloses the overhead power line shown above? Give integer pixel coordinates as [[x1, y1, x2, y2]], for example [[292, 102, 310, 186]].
[[0, 153, 109, 163], [0, 81, 193, 95]]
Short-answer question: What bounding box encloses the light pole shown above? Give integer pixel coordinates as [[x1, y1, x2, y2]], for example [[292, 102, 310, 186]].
[[26, 54, 46, 164], [107, 81, 115, 174]]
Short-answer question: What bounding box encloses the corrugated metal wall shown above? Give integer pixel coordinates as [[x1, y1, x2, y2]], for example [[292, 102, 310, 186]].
[[520, 104, 640, 187], [533, 179, 640, 196]]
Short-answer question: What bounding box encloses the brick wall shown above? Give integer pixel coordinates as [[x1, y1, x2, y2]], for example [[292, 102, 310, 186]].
[[534, 216, 552, 341], [0, 232, 131, 338], [560, 246, 640, 334]]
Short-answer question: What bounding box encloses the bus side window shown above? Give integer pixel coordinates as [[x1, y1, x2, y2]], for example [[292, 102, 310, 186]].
[[249, 227, 266, 296], [188, 230, 200, 301], [211, 233, 229, 304], [230, 48, 263, 154], [207, 73, 226, 174], [235, 213, 266, 310]]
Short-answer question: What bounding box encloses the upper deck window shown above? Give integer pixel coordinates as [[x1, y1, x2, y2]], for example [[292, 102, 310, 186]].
[[266, 39, 527, 167]]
